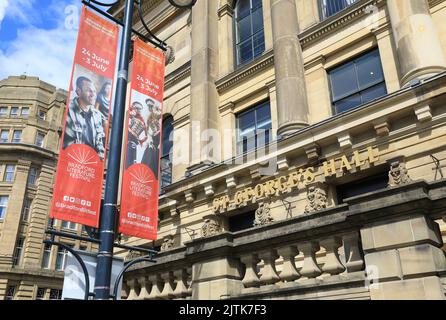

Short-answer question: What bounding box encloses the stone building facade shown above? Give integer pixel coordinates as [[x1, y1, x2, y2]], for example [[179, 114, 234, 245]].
[[111, 0, 446, 300], [0, 76, 96, 300]]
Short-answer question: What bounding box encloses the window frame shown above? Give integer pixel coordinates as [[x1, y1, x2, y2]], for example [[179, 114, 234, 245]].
[[21, 107, 30, 118], [42, 243, 52, 269], [10, 107, 19, 118], [0, 107, 8, 118], [5, 286, 16, 300], [35, 131, 45, 147], [21, 198, 32, 222], [12, 130, 22, 143], [328, 48, 387, 115], [12, 237, 25, 267], [0, 196, 8, 220], [318, 0, 360, 20], [160, 115, 174, 190], [0, 130, 9, 143], [28, 167, 39, 186], [4, 164, 16, 182], [233, 0, 266, 68], [236, 100, 272, 155]]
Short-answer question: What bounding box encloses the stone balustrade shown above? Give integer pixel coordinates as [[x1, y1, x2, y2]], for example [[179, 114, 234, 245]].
[[238, 232, 364, 291], [122, 180, 446, 300]]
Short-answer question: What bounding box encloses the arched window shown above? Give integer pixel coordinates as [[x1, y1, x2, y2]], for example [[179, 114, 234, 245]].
[[160, 115, 173, 190], [234, 0, 265, 67]]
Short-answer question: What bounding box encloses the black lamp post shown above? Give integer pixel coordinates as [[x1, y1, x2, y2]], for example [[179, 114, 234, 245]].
[[88, 0, 196, 300]]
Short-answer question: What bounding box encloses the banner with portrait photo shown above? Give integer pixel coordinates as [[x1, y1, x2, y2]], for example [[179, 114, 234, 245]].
[[119, 38, 165, 240], [50, 6, 119, 227]]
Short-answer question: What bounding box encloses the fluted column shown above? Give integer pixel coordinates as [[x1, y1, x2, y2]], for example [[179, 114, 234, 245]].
[[387, 0, 446, 86], [190, 0, 221, 167], [270, 0, 309, 136]]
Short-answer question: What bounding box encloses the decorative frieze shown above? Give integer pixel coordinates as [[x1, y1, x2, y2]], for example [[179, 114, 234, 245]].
[[254, 202, 274, 227], [388, 160, 411, 187], [161, 235, 175, 252], [201, 215, 222, 238], [304, 183, 328, 213]]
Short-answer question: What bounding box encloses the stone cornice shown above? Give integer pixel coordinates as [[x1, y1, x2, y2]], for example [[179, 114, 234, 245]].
[[215, 50, 274, 93], [165, 61, 191, 90], [299, 0, 385, 48]]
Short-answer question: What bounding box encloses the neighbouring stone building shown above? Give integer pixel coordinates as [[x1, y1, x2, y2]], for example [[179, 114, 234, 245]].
[[0, 76, 96, 300], [110, 0, 446, 300]]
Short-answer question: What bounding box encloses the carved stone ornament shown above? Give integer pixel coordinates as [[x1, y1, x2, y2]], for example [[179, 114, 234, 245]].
[[124, 250, 142, 262], [254, 202, 274, 226], [304, 184, 328, 213], [160, 235, 175, 252], [388, 161, 411, 187], [201, 216, 222, 238]]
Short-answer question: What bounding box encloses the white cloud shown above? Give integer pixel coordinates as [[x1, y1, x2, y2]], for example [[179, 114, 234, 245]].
[[0, 0, 80, 89], [0, 0, 8, 28], [0, 24, 77, 89]]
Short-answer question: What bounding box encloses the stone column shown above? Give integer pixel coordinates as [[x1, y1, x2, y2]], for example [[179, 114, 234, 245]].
[[270, 0, 309, 136], [0, 160, 31, 267], [387, 0, 446, 87], [361, 215, 446, 300], [190, 0, 221, 167]]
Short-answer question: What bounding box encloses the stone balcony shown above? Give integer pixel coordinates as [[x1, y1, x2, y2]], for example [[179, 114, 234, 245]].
[[122, 180, 446, 300]]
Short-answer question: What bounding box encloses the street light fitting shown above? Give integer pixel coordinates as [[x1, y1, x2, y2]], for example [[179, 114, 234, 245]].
[[168, 0, 197, 9]]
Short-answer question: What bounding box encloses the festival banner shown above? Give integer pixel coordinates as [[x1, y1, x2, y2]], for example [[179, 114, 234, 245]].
[[50, 6, 119, 227], [119, 38, 166, 240]]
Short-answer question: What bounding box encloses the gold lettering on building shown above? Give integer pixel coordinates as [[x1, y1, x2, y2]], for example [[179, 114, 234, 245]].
[[212, 147, 380, 213]]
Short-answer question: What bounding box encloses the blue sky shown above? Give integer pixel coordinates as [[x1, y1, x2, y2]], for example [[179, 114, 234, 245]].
[[0, 0, 116, 90]]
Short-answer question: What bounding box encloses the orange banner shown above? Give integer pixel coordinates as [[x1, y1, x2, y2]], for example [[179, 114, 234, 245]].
[[119, 38, 166, 240], [50, 7, 119, 227]]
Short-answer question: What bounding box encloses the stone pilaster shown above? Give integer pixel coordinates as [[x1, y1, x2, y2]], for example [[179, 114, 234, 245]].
[[361, 215, 446, 300], [218, 2, 234, 76], [0, 160, 31, 267], [270, 0, 309, 136], [190, 0, 221, 167], [23, 161, 55, 268], [387, 0, 446, 86]]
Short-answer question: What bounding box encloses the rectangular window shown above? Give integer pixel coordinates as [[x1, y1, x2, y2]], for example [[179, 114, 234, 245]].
[[41, 243, 52, 269], [49, 289, 62, 300], [36, 288, 47, 300], [329, 49, 387, 114], [61, 220, 77, 230], [0, 130, 8, 143], [236, 100, 272, 154], [319, 0, 360, 20], [55, 245, 72, 271], [35, 132, 45, 147], [4, 164, 15, 182], [12, 130, 22, 143], [21, 198, 32, 222], [12, 237, 25, 267], [10, 107, 19, 118], [5, 286, 16, 300], [28, 167, 38, 186], [229, 211, 255, 232], [38, 110, 46, 120], [235, 0, 265, 67], [0, 196, 8, 220], [21, 107, 29, 118], [0, 107, 8, 117]]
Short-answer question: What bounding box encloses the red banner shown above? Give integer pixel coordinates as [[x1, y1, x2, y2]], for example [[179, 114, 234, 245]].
[[50, 7, 119, 227], [119, 38, 166, 240]]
